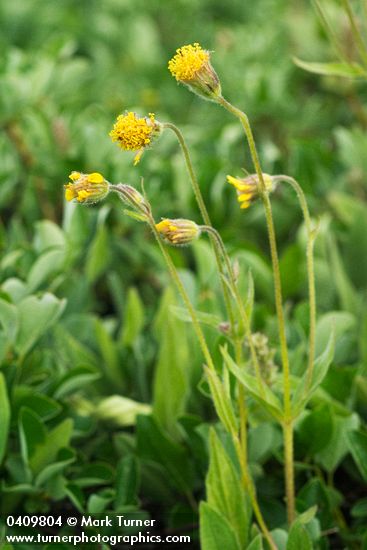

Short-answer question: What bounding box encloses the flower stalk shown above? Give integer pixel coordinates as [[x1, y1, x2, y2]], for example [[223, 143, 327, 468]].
[[273, 175, 317, 390], [162, 122, 237, 341], [217, 95, 295, 524]]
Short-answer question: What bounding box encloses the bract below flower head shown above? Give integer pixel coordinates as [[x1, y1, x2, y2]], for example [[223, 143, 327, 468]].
[[155, 218, 201, 246], [64, 172, 109, 204], [112, 184, 151, 221], [227, 173, 275, 209], [168, 43, 221, 101], [109, 112, 162, 165]]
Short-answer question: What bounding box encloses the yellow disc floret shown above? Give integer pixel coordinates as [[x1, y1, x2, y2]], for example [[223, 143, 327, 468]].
[[109, 112, 162, 164], [109, 112, 155, 151], [168, 43, 209, 81]]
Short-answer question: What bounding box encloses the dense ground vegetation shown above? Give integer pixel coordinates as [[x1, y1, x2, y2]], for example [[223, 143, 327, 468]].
[[1, 1, 367, 548]]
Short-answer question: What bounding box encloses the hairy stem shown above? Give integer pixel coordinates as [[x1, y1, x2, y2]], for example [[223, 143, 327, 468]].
[[274, 176, 316, 390], [217, 95, 295, 524], [201, 225, 266, 397], [163, 122, 237, 338], [148, 216, 216, 372]]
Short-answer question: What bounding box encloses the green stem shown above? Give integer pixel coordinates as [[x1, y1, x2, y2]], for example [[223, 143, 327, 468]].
[[217, 96, 295, 524], [201, 225, 266, 397], [274, 176, 316, 390], [148, 216, 216, 372], [163, 122, 237, 338], [341, 0, 367, 67], [232, 431, 277, 550], [149, 214, 275, 546]]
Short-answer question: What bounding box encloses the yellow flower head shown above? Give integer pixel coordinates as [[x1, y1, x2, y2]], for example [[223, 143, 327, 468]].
[[64, 171, 109, 204], [168, 43, 221, 101], [109, 112, 162, 165], [155, 218, 201, 246], [227, 173, 274, 209]]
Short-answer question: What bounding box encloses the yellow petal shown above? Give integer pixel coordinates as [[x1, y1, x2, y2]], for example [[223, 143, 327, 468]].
[[88, 172, 104, 184], [238, 193, 253, 202], [69, 172, 81, 181], [240, 201, 251, 209], [65, 188, 75, 201]]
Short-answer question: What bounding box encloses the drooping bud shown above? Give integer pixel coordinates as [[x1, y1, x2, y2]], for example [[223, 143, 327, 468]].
[[155, 218, 201, 246], [227, 173, 275, 209], [112, 184, 151, 221], [64, 171, 109, 204], [168, 43, 221, 101], [109, 112, 163, 165]]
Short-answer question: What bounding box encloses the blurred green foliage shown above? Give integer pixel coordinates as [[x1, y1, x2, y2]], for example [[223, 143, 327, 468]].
[[1, 0, 367, 548]]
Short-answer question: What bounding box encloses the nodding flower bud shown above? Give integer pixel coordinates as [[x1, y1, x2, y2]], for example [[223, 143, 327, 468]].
[[227, 173, 275, 209], [112, 184, 151, 221], [155, 218, 201, 246], [168, 43, 221, 101], [64, 171, 109, 204], [109, 111, 163, 165]]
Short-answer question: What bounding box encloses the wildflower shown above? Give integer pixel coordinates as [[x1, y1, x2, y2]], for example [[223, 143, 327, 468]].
[[227, 173, 275, 209], [111, 183, 151, 221], [155, 218, 201, 246], [64, 171, 109, 204], [168, 43, 221, 101], [109, 112, 162, 165]]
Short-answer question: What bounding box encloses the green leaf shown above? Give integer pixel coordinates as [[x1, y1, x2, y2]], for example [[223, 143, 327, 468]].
[[315, 413, 360, 472], [34, 220, 65, 252], [206, 429, 250, 548], [221, 346, 283, 420], [35, 448, 76, 487], [27, 248, 65, 292], [86, 206, 111, 283], [153, 295, 189, 435], [74, 463, 114, 487], [204, 366, 238, 434], [137, 415, 193, 494], [199, 501, 241, 550], [53, 366, 100, 399], [298, 405, 334, 455], [347, 430, 367, 481], [19, 407, 47, 466], [293, 58, 367, 78], [115, 455, 139, 509], [292, 332, 335, 417], [121, 287, 145, 346], [247, 535, 264, 550], [286, 521, 312, 550], [170, 305, 221, 329], [327, 236, 359, 315], [235, 251, 273, 302], [30, 418, 74, 474], [14, 389, 61, 421], [0, 373, 11, 464], [315, 311, 355, 357], [0, 298, 18, 343], [15, 293, 66, 356]]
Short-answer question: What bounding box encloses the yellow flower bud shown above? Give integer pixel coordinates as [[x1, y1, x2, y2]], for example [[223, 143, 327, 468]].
[[64, 171, 109, 204], [227, 173, 275, 209], [109, 111, 162, 165], [155, 218, 201, 246], [168, 43, 221, 101]]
